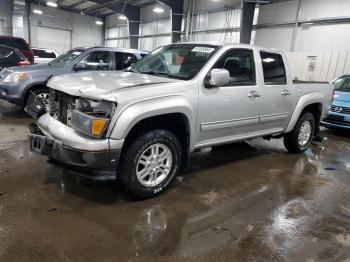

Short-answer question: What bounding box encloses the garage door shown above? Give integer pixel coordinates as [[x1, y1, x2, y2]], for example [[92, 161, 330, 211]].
[[37, 26, 72, 55], [0, 21, 5, 35]]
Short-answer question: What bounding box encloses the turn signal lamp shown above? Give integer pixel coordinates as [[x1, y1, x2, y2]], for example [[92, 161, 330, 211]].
[[91, 119, 108, 137]]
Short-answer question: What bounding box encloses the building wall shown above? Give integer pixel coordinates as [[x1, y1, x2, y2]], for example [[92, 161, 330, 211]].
[[138, 3, 172, 51], [0, 0, 13, 36], [254, 0, 350, 81], [29, 4, 102, 54], [105, 13, 129, 48]]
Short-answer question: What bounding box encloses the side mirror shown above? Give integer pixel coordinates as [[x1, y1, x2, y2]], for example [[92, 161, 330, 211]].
[[74, 63, 86, 71], [205, 69, 230, 88]]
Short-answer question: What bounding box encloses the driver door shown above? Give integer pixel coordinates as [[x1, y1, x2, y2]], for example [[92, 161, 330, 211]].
[[196, 48, 262, 147]]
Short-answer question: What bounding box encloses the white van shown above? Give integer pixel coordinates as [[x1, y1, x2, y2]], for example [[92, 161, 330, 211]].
[[32, 48, 58, 64]]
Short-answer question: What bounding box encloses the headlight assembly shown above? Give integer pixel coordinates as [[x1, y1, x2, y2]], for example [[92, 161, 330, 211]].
[[3, 72, 27, 83], [71, 109, 110, 138]]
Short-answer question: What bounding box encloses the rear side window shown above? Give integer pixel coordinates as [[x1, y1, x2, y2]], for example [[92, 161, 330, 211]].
[[33, 49, 45, 57], [0, 38, 28, 50], [34, 49, 56, 58], [0, 46, 12, 57], [79, 51, 112, 71], [115, 52, 137, 70], [260, 52, 287, 85]]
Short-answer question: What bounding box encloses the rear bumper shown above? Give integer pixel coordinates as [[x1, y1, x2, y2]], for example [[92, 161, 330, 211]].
[[321, 112, 350, 130]]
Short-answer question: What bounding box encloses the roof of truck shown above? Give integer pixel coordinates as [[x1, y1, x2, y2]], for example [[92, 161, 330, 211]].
[[173, 41, 280, 53]]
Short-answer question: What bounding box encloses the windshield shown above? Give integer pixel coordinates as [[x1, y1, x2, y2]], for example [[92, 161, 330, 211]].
[[49, 49, 83, 66], [333, 76, 350, 92], [127, 44, 219, 80]]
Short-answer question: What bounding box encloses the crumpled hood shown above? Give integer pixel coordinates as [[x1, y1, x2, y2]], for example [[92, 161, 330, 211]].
[[48, 71, 180, 101]]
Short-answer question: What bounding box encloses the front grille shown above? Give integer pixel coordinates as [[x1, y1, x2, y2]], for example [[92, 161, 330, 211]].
[[49, 90, 75, 125], [331, 105, 350, 114]]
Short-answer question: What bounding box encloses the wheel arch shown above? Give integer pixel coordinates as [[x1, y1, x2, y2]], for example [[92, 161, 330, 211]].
[[23, 82, 49, 106], [285, 93, 324, 133], [109, 96, 195, 169]]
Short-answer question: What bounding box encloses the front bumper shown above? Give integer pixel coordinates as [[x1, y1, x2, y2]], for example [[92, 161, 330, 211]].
[[321, 112, 350, 130], [29, 113, 124, 171], [29, 134, 120, 170], [0, 83, 24, 105]]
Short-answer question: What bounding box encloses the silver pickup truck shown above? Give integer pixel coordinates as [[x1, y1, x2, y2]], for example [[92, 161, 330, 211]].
[[28, 42, 333, 198]]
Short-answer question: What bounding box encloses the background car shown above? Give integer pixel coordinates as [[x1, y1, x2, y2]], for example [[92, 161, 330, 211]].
[[0, 46, 148, 109], [321, 74, 350, 129], [0, 36, 34, 64], [0, 45, 30, 70], [32, 48, 58, 64]]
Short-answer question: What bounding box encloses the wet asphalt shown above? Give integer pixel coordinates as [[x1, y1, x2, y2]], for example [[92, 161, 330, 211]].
[[0, 99, 350, 261]]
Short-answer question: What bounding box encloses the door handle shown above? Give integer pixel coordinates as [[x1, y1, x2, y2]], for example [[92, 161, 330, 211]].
[[248, 91, 260, 99], [281, 90, 291, 96]]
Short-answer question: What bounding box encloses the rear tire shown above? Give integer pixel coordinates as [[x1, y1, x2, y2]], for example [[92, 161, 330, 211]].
[[284, 112, 315, 154], [118, 129, 182, 199]]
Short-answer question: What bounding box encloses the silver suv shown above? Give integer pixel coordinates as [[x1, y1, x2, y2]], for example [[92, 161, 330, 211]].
[[0, 46, 148, 109]]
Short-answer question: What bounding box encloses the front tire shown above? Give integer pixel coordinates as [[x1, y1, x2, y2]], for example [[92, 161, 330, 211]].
[[25, 88, 50, 111], [284, 112, 315, 154], [119, 129, 182, 199]]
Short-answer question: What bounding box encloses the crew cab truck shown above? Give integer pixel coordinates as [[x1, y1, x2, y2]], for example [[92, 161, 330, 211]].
[[28, 43, 333, 198]]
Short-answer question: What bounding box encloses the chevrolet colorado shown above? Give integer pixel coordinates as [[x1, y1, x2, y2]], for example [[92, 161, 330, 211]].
[[27, 43, 333, 198]]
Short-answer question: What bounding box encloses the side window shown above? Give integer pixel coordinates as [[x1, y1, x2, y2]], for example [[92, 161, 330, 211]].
[[79, 51, 112, 71], [115, 52, 136, 70], [44, 51, 56, 59], [213, 49, 256, 86], [43, 50, 56, 58], [33, 49, 45, 58], [0, 48, 5, 58], [333, 76, 350, 91], [260, 52, 287, 85]]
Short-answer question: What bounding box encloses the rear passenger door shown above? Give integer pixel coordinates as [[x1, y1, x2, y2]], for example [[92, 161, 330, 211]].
[[258, 51, 293, 131]]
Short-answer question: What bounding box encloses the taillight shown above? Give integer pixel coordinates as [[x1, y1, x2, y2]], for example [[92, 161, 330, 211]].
[[17, 60, 31, 66], [331, 89, 336, 104]]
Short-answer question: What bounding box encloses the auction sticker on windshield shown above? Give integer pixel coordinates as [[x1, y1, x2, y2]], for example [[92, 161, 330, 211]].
[[191, 47, 215, 53]]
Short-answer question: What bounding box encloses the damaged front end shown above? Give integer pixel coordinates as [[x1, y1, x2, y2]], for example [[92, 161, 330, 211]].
[[27, 89, 122, 172]]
